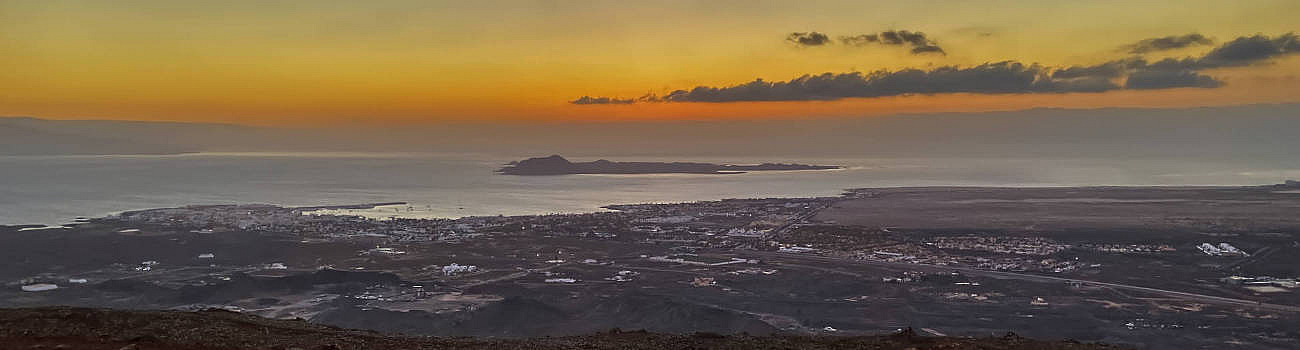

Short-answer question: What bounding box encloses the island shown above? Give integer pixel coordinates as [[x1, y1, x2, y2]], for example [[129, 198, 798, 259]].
[[496, 155, 841, 175]]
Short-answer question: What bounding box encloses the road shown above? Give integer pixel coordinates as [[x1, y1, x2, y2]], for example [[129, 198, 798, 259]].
[[743, 251, 1300, 313], [454, 263, 573, 289], [1220, 246, 1276, 271], [760, 202, 832, 242]]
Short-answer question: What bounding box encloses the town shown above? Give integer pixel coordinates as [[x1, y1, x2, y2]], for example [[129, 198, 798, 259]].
[[4, 184, 1300, 349]]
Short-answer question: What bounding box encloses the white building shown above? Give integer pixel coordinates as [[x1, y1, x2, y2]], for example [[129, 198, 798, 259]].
[[1198, 242, 1248, 256], [21, 284, 58, 292], [442, 263, 478, 275]]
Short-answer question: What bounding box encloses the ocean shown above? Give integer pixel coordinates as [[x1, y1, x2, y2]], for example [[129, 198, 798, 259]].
[[2, 152, 1299, 225]]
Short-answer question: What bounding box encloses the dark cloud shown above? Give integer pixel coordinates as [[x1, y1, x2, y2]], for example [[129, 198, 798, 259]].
[[1123, 33, 1213, 54], [1196, 32, 1300, 68], [1124, 69, 1223, 89], [1064, 32, 1300, 74], [569, 96, 635, 105], [786, 32, 831, 47], [910, 45, 946, 55], [1117, 33, 1300, 71], [1039, 33, 1300, 90], [579, 62, 1115, 104], [1050, 56, 1225, 91], [839, 34, 877, 46], [1051, 61, 1129, 79], [839, 30, 945, 55], [880, 30, 928, 46], [1139, 57, 1199, 71], [571, 33, 1300, 104]]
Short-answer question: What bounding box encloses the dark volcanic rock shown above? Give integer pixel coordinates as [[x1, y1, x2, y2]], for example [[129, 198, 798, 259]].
[[579, 293, 779, 335], [312, 294, 774, 338], [498, 155, 840, 175], [174, 269, 404, 304], [0, 307, 1130, 350], [313, 297, 572, 337]]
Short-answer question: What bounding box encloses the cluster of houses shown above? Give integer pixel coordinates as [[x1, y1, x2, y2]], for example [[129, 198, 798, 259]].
[[929, 236, 1070, 256], [647, 254, 757, 267], [441, 263, 478, 276], [1196, 242, 1248, 256], [1220, 275, 1299, 293]]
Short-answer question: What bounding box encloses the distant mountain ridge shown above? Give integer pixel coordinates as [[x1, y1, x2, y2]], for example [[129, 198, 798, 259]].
[[0, 116, 246, 155], [5, 103, 1300, 157], [0, 119, 197, 155], [497, 155, 841, 175]]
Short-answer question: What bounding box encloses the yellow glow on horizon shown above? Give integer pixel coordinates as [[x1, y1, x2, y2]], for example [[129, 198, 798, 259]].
[[2, 0, 1299, 125]]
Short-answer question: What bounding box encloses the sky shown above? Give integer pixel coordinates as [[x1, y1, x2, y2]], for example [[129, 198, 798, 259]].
[[2, 0, 1298, 125]]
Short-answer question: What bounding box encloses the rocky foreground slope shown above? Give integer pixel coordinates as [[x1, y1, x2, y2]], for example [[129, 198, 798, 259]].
[[0, 307, 1125, 350]]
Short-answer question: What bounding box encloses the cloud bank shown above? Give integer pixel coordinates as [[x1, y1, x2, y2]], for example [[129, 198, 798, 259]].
[[1056, 33, 1299, 89], [570, 96, 636, 105], [572, 33, 1299, 104], [786, 32, 832, 47], [840, 30, 945, 55], [633, 62, 1113, 103], [1124, 69, 1223, 90], [1123, 33, 1214, 54]]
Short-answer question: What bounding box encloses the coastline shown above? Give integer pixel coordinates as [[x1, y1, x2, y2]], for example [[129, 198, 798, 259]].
[[7, 182, 1295, 229], [3, 182, 1297, 347]]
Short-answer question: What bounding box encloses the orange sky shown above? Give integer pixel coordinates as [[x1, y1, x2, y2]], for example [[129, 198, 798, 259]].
[[2, 0, 1298, 125]]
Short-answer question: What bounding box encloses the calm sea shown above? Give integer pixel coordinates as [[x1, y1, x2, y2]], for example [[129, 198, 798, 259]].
[[2, 152, 1298, 225]]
